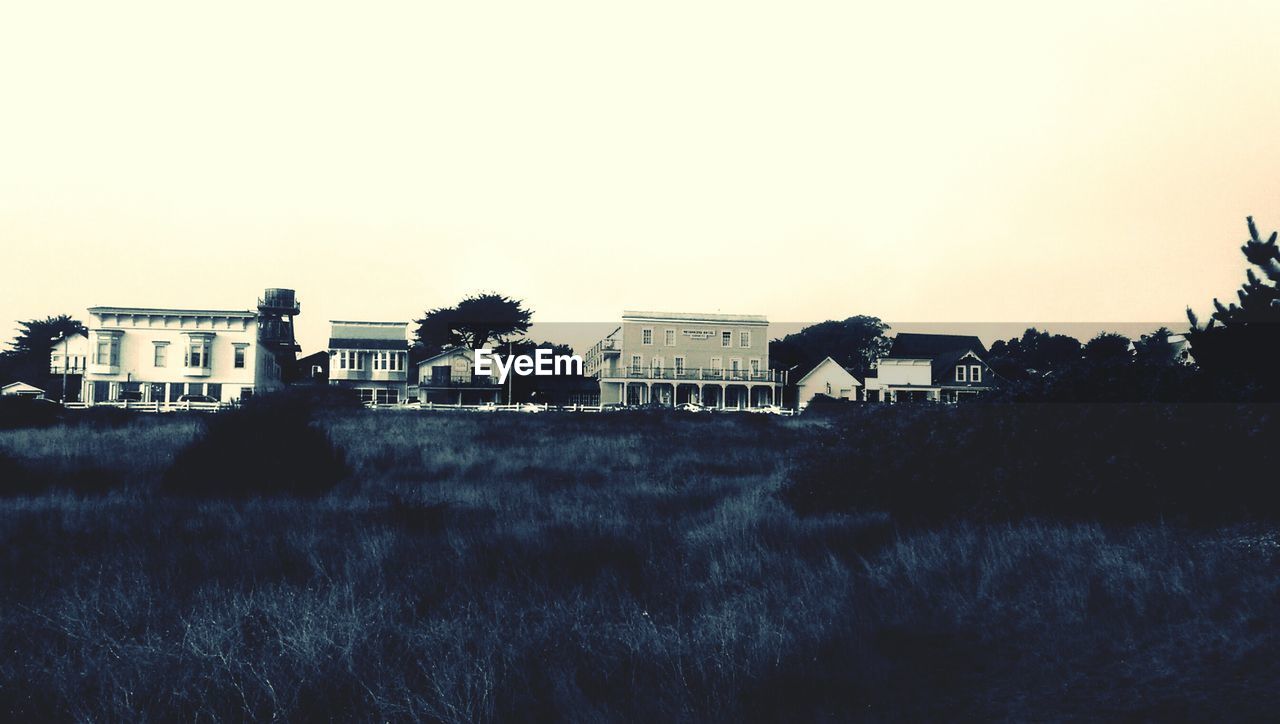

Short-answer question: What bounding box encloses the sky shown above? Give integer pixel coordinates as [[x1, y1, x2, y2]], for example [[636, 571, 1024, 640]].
[[2, 0, 1279, 354]]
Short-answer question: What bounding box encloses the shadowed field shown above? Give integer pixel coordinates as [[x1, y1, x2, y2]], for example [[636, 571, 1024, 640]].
[[1, 409, 1278, 721]]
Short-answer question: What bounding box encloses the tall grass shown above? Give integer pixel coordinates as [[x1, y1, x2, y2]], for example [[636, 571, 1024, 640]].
[[0, 409, 1277, 720]]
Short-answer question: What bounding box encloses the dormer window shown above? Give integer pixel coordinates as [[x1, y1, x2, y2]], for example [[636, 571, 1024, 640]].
[[955, 365, 967, 382], [971, 365, 982, 382]]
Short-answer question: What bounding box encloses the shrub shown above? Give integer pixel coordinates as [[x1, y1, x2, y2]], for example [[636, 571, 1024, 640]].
[[161, 395, 348, 498], [0, 397, 63, 430], [781, 403, 1280, 523]]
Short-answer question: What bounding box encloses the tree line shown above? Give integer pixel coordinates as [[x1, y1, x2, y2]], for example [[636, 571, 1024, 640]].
[[4, 216, 1279, 403]]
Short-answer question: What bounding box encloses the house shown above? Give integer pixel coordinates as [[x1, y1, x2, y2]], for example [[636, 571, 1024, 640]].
[[81, 289, 300, 405], [794, 356, 862, 410], [863, 333, 996, 403], [294, 350, 330, 384], [49, 332, 88, 375], [584, 310, 783, 408], [49, 331, 88, 401], [416, 347, 503, 405], [327, 321, 410, 405], [1, 381, 46, 398]]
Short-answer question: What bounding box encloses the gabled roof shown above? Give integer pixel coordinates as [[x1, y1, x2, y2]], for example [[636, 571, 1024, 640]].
[[1, 381, 45, 394], [794, 357, 862, 387], [885, 333, 987, 359], [417, 346, 475, 367]]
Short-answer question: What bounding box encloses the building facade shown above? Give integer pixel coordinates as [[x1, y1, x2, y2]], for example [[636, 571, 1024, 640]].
[[862, 333, 996, 402], [327, 321, 409, 405], [794, 356, 862, 409], [584, 310, 783, 408], [416, 347, 504, 405], [49, 332, 88, 376], [81, 289, 299, 405]]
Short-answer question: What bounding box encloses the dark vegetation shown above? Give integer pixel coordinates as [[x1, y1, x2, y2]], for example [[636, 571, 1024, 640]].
[[784, 403, 1280, 523], [1, 407, 1280, 720]]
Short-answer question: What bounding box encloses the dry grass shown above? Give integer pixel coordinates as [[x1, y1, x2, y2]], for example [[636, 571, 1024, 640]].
[[0, 410, 1277, 721]]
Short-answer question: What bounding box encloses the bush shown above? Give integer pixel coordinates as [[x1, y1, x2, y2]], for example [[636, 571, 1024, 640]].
[[781, 403, 1280, 523], [0, 397, 63, 430], [161, 395, 348, 498]]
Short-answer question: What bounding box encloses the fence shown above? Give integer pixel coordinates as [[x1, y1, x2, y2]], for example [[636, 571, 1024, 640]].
[[58, 401, 794, 415]]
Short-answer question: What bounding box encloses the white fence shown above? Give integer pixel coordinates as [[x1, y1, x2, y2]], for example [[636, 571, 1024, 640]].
[[59, 401, 795, 416], [62, 400, 227, 413]]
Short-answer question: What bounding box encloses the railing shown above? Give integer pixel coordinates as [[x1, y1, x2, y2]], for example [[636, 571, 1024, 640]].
[[600, 367, 781, 382], [419, 376, 502, 388], [61, 400, 229, 413]]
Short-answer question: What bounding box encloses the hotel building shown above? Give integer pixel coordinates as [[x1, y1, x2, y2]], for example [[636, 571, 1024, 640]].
[[584, 310, 783, 408]]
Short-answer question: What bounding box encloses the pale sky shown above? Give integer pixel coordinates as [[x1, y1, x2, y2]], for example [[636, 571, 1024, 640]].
[[3, 1, 1279, 354]]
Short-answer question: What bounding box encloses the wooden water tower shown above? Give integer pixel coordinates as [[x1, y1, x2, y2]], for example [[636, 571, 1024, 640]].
[[257, 288, 302, 360]]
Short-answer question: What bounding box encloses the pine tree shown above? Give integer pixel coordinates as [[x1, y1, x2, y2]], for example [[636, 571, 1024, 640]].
[[1186, 216, 1280, 397]]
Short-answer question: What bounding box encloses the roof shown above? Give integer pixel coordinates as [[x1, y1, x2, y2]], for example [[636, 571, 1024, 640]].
[[328, 338, 407, 351], [885, 333, 987, 359], [794, 357, 862, 387], [89, 306, 255, 318], [418, 346, 474, 367], [1, 381, 45, 394], [621, 310, 768, 325]]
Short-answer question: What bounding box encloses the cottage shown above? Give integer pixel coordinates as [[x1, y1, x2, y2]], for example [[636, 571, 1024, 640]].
[[416, 347, 503, 405], [1, 381, 46, 398], [794, 357, 862, 409], [863, 333, 996, 403]]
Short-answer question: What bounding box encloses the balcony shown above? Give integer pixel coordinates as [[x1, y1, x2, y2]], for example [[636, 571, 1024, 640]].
[[600, 367, 780, 382], [598, 338, 620, 354]]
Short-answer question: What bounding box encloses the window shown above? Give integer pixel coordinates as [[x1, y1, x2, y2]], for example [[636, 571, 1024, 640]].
[[730, 358, 742, 377], [185, 338, 210, 368], [94, 335, 119, 366], [233, 345, 247, 369], [240, 387, 254, 400], [630, 355, 642, 374], [956, 365, 967, 382], [206, 383, 222, 400], [652, 357, 663, 377], [740, 331, 751, 348], [665, 329, 675, 346], [357, 389, 374, 405], [750, 358, 761, 376], [710, 357, 722, 373], [721, 331, 732, 347], [375, 389, 399, 405], [674, 356, 685, 375], [642, 328, 653, 345], [168, 383, 185, 402], [153, 343, 168, 367], [971, 365, 982, 382]]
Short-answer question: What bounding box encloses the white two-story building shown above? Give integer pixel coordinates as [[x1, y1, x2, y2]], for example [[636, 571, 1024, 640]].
[[81, 288, 300, 405], [327, 321, 410, 405], [584, 310, 783, 408]]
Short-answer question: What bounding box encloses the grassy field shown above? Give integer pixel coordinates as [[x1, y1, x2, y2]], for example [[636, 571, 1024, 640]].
[[1, 409, 1278, 721]]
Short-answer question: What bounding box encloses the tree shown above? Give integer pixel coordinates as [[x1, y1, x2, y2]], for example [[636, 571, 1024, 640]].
[[413, 293, 533, 353], [986, 328, 1082, 377], [1082, 332, 1132, 364], [768, 316, 891, 380], [0, 315, 86, 388], [1186, 216, 1280, 397]]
